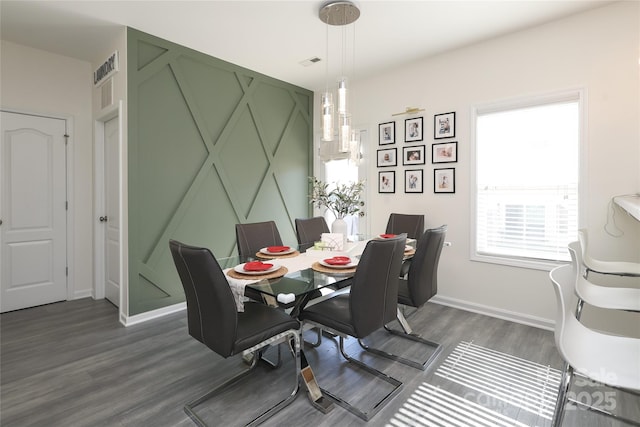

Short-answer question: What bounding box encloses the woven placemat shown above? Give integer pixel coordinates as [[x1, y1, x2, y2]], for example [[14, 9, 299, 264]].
[[255, 250, 300, 260], [311, 261, 357, 275], [227, 266, 289, 280]]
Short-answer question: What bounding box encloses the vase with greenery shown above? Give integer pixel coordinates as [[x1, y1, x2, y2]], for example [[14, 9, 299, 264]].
[[309, 177, 365, 221]]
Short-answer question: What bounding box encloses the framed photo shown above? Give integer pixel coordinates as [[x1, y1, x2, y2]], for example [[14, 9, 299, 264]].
[[432, 141, 458, 163], [434, 168, 455, 193], [404, 169, 423, 193], [378, 121, 395, 145], [403, 145, 425, 165], [434, 112, 455, 139], [378, 171, 395, 193], [404, 117, 423, 142], [377, 148, 397, 167]]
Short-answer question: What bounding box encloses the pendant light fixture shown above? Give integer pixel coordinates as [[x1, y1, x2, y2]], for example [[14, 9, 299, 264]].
[[319, 1, 360, 151]]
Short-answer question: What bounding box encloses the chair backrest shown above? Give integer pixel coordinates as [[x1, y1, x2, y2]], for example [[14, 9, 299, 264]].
[[549, 264, 578, 361], [406, 225, 447, 307], [235, 221, 283, 259], [567, 241, 586, 278], [169, 239, 238, 357], [295, 217, 329, 252], [385, 213, 424, 240], [350, 234, 407, 338], [577, 228, 592, 269]]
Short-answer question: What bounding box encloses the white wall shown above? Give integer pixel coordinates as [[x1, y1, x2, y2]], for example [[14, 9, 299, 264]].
[[1, 40, 94, 299], [90, 29, 129, 319], [345, 2, 639, 331]]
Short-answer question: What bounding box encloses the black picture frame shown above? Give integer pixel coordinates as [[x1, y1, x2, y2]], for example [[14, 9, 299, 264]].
[[378, 121, 395, 145], [432, 141, 458, 163], [434, 168, 455, 193], [377, 148, 397, 167], [378, 171, 395, 193], [434, 112, 455, 139], [403, 145, 425, 165], [404, 117, 423, 142], [404, 169, 423, 193]]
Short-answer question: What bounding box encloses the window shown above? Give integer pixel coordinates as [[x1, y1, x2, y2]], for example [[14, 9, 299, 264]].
[[325, 158, 360, 235], [472, 92, 581, 268]]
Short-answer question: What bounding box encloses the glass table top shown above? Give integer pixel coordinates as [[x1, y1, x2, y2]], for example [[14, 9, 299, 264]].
[[216, 234, 413, 302], [217, 254, 354, 299]]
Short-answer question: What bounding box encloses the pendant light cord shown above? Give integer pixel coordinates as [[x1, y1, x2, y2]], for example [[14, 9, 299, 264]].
[[325, 21, 329, 93]]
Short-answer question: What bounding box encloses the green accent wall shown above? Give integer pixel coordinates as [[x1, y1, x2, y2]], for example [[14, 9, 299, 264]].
[[127, 28, 314, 315]]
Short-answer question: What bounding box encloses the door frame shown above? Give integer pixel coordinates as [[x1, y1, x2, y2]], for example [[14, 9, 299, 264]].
[[0, 108, 75, 303], [94, 102, 123, 312]]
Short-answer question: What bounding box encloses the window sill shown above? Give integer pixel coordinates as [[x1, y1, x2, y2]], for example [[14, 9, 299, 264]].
[[471, 253, 565, 271]]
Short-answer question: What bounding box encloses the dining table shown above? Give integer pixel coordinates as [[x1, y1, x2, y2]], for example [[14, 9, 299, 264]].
[[218, 234, 416, 413], [219, 235, 416, 317], [219, 238, 369, 315]]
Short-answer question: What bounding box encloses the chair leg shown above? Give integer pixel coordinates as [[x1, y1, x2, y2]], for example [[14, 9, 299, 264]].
[[302, 326, 324, 347], [362, 308, 442, 371], [302, 320, 403, 421], [575, 298, 585, 321], [302, 324, 341, 348], [259, 344, 282, 369], [563, 373, 640, 427], [184, 330, 300, 427], [552, 362, 573, 427], [317, 336, 402, 421]]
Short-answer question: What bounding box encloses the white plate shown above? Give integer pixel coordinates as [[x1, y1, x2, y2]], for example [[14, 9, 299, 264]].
[[259, 246, 296, 255], [319, 259, 358, 269], [234, 262, 281, 275], [375, 234, 398, 240]]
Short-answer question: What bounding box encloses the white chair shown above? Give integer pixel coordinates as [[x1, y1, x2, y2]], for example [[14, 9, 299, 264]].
[[578, 228, 640, 277], [549, 264, 640, 427], [568, 241, 640, 316]]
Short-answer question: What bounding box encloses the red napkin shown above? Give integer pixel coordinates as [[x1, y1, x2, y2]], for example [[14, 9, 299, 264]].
[[267, 246, 290, 253], [324, 256, 351, 266], [244, 261, 273, 272], [380, 234, 396, 238]]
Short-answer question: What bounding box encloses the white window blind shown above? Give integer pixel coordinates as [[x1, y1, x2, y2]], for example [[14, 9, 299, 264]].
[[475, 97, 579, 263]]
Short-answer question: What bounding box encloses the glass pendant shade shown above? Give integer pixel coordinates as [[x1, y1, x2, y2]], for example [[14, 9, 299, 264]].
[[338, 113, 351, 153], [337, 77, 348, 115], [319, 1, 360, 157], [321, 92, 334, 141], [349, 129, 360, 164]]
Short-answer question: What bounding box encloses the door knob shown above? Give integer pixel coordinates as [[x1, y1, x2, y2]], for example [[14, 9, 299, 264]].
[[99, 216, 108, 222]]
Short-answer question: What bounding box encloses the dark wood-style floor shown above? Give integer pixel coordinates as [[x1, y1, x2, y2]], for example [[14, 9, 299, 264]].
[[2, 298, 638, 426]]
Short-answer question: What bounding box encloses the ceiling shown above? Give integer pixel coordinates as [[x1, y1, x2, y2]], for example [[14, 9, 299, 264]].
[[1, 0, 614, 91]]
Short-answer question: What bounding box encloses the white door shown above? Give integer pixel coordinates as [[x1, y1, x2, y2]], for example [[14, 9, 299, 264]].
[[1, 111, 67, 312], [103, 116, 120, 307]]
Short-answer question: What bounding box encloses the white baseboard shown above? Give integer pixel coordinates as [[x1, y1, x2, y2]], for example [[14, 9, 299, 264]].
[[430, 295, 555, 331], [116, 295, 555, 331], [73, 289, 94, 300], [121, 302, 186, 326]]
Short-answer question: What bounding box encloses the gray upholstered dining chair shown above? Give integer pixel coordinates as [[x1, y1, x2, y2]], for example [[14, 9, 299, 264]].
[[374, 225, 447, 370], [295, 216, 330, 252], [299, 235, 407, 421], [235, 221, 284, 260], [385, 213, 425, 276], [385, 213, 425, 240], [169, 239, 300, 427]]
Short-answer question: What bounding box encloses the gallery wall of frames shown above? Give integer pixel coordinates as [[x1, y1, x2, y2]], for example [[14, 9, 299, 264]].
[[377, 111, 457, 194]]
